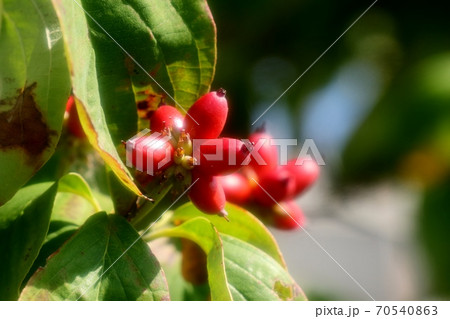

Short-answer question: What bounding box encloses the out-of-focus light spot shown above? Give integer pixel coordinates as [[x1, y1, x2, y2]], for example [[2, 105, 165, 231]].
[[252, 101, 293, 139], [417, 53, 450, 98], [300, 60, 383, 162], [399, 149, 449, 187]]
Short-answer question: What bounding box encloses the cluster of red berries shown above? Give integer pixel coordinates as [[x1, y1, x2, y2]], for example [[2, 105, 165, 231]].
[[219, 130, 319, 229], [129, 89, 245, 219], [128, 89, 319, 228]]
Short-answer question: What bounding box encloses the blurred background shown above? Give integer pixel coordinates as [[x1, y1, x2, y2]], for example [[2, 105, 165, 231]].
[[209, 0, 450, 300]]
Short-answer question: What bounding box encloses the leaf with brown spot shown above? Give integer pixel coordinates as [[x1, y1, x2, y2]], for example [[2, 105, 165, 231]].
[[222, 235, 307, 301], [0, 0, 71, 205], [0, 83, 55, 159]]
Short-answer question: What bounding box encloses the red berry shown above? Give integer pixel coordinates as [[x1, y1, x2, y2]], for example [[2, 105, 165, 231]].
[[130, 135, 174, 175], [272, 200, 304, 230], [150, 105, 184, 133], [285, 158, 320, 196], [184, 90, 228, 139], [219, 173, 252, 205], [65, 95, 74, 113], [189, 171, 227, 217], [195, 138, 250, 176], [66, 96, 86, 139], [248, 132, 278, 175], [253, 167, 295, 206]]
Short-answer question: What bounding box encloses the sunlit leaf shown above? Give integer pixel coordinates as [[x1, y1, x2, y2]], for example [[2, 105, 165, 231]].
[[58, 172, 101, 212], [149, 216, 306, 300], [172, 202, 286, 267], [222, 234, 306, 301], [148, 217, 232, 301], [20, 212, 169, 301]]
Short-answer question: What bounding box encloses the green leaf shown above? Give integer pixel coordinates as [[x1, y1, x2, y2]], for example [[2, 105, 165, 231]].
[[107, 169, 138, 217], [49, 172, 102, 226], [149, 217, 232, 301], [222, 235, 306, 301], [58, 172, 101, 212], [126, 0, 217, 109], [76, 0, 216, 113], [152, 238, 210, 301], [22, 220, 78, 290], [149, 217, 306, 301], [20, 212, 169, 301], [50, 190, 96, 227], [0, 0, 71, 205], [24, 174, 103, 288], [51, 0, 141, 197], [172, 202, 286, 267], [0, 182, 58, 300]]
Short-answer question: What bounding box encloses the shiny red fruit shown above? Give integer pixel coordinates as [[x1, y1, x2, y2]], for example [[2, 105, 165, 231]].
[[219, 173, 252, 205], [189, 171, 227, 217], [184, 90, 228, 139], [248, 132, 278, 175], [195, 138, 250, 176], [150, 105, 184, 133], [65, 95, 74, 113], [253, 167, 295, 206], [272, 200, 304, 230], [66, 96, 85, 139], [130, 135, 174, 175], [285, 158, 320, 196]]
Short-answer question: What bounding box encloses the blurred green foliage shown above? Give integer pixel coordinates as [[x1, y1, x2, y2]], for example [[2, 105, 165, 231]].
[[210, 0, 450, 298], [419, 178, 450, 298]]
